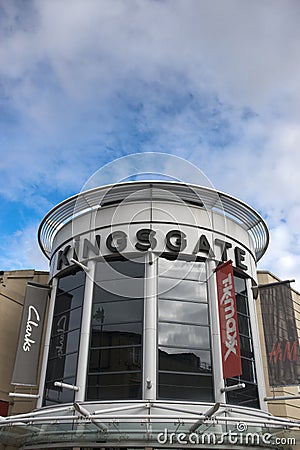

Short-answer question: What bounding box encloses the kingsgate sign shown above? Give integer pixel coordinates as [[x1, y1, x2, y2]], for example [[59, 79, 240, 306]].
[[216, 260, 242, 379], [52, 227, 250, 274]]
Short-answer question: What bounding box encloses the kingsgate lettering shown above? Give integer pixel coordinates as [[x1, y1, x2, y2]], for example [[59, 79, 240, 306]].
[[55, 228, 249, 272], [22, 305, 40, 352]]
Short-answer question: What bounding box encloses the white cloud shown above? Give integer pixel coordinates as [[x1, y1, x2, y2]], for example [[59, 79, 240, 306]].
[[0, 224, 49, 271], [1, 0, 300, 285]]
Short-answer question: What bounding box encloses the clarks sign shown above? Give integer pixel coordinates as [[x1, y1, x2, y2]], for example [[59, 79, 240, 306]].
[[12, 283, 49, 386], [22, 305, 41, 352], [54, 227, 249, 273]]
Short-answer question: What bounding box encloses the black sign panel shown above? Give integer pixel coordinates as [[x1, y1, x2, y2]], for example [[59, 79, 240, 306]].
[[12, 282, 49, 386], [260, 282, 300, 387]]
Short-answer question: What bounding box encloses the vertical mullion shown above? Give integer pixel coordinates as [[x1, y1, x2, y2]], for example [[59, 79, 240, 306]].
[[143, 251, 157, 400]]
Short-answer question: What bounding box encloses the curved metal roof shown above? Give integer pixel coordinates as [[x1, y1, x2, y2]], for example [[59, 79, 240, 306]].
[[38, 181, 269, 261]]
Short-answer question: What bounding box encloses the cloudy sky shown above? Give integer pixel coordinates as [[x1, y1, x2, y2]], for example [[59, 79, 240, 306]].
[[1, 0, 300, 288]]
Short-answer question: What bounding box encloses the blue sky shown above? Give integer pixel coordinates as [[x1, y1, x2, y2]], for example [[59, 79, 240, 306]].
[[1, 0, 300, 287]]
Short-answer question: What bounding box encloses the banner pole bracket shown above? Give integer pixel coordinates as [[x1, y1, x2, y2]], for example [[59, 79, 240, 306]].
[[221, 383, 245, 393]]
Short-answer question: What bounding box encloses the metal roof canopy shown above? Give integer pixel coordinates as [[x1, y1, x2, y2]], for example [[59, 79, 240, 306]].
[[38, 181, 269, 261]]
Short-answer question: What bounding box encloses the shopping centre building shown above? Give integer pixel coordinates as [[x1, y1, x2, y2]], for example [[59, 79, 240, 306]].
[[1, 180, 300, 449]]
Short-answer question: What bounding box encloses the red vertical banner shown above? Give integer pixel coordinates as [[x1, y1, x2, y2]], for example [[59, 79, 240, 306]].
[[216, 260, 242, 379]]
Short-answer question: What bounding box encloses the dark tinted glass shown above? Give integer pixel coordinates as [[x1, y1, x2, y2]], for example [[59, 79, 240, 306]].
[[89, 346, 142, 373], [226, 275, 259, 408], [236, 293, 248, 315], [95, 258, 145, 281], [43, 269, 85, 406], [226, 380, 259, 409], [91, 323, 142, 347], [49, 329, 80, 358], [86, 258, 144, 401], [238, 314, 251, 336], [92, 299, 143, 325], [159, 347, 212, 373], [87, 373, 142, 400], [157, 257, 213, 402], [56, 285, 85, 312], [58, 270, 85, 292], [44, 376, 76, 405], [159, 373, 213, 401]]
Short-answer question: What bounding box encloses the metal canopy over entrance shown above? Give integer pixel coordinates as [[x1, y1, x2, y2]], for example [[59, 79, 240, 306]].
[[0, 401, 299, 449]]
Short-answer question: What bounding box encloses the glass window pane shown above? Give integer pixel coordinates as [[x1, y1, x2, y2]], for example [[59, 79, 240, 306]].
[[43, 270, 85, 406], [89, 346, 142, 373], [58, 270, 85, 292], [158, 323, 210, 349], [91, 300, 143, 326], [95, 258, 145, 281], [159, 347, 212, 374], [234, 276, 247, 295], [240, 335, 253, 358], [226, 381, 259, 408], [159, 278, 207, 302], [45, 377, 76, 405], [159, 259, 206, 282], [45, 352, 77, 382], [63, 352, 78, 378], [56, 285, 85, 312], [238, 314, 251, 337], [99, 279, 144, 300], [241, 358, 256, 383], [49, 329, 80, 358], [159, 373, 213, 401], [159, 300, 208, 325], [87, 373, 142, 400], [87, 258, 144, 401], [91, 323, 142, 347], [236, 293, 248, 315]]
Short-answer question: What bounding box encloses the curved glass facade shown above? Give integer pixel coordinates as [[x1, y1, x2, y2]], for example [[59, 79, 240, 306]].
[[42, 256, 260, 408], [87, 258, 144, 400], [157, 257, 213, 401], [44, 269, 85, 406], [225, 274, 259, 408], [37, 180, 270, 429]]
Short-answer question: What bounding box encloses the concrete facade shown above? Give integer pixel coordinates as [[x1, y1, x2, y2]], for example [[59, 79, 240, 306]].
[[0, 270, 48, 417]]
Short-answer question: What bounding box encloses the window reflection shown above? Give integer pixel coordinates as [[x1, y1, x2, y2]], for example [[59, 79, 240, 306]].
[[86, 258, 144, 401], [159, 278, 207, 301], [44, 269, 85, 406], [158, 323, 210, 348], [158, 257, 213, 402], [159, 373, 213, 401], [159, 300, 208, 325], [226, 276, 259, 409], [159, 347, 212, 373]]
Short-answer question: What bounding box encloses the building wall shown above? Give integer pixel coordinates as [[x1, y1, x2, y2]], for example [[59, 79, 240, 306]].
[[2, 268, 300, 422], [257, 270, 300, 420], [0, 270, 49, 417]]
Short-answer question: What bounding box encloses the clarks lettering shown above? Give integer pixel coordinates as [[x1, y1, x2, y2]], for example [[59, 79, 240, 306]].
[[22, 305, 40, 352]]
